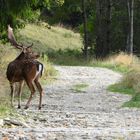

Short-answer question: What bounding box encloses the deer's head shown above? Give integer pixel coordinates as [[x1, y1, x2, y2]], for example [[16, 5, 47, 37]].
[[8, 25, 40, 60]]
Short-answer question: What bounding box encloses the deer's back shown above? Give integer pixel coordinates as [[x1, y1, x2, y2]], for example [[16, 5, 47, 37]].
[[6, 60, 42, 82]]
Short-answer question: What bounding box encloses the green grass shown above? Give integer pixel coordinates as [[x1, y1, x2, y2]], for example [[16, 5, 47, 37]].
[[108, 83, 140, 108], [123, 94, 140, 108], [71, 83, 89, 93], [0, 98, 13, 118], [90, 61, 130, 73], [0, 106, 11, 118], [48, 53, 130, 73], [108, 83, 135, 95], [18, 24, 82, 53], [18, 24, 85, 66]]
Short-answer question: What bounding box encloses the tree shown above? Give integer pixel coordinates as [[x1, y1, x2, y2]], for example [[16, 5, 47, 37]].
[[0, 0, 64, 40], [95, 0, 112, 58], [82, 0, 88, 58], [126, 0, 134, 54], [42, 0, 82, 26]]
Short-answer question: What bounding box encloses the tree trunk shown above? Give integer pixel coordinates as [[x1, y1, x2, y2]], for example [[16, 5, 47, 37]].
[[95, 0, 111, 58], [106, 0, 111, 55], [126, 0, 134, 54], [126, 0, 130, 53], [130, 0, 134, 55], [82, 0, 88, 59], [95, 0, 103, 58]]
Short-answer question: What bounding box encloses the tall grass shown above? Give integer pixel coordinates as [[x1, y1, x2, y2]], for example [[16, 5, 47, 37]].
[[18, 24, 82, 53], [0, 43, 16, 116], [89, 52, 135, 73]]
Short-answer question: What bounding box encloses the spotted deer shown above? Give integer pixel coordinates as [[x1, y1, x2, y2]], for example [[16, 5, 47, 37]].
[[6, 25, 44, 110]]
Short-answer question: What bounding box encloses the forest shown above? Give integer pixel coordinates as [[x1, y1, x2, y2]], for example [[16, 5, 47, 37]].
[[0, 0, 139, 58], [0, 0, 140, 139]]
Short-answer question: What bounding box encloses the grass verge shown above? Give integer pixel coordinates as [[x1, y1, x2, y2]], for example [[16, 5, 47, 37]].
[[108, 83, 135, 95], [71, 83, 89, 93], [0, 98, 13, 118], [108, 72, 140, 108]]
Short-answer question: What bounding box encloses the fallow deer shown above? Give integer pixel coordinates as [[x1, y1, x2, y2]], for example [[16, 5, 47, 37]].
[[6, 25, 44, 110]]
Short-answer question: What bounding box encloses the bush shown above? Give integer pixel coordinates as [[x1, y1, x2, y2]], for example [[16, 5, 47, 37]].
[[122, 69, 140, 94]]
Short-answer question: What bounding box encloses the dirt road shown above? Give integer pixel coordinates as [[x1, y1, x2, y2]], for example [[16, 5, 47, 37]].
[[1, 66, 140, 140]]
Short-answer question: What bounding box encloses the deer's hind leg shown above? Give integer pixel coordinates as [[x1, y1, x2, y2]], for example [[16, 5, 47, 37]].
[[34, 76, 43, 110], [17, 80, 24, 109], [24, 80, 35, 109], [10, 82, 15, 107]]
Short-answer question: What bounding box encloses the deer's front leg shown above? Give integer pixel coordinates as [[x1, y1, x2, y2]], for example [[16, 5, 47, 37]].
[[18, 80, 24, 109]]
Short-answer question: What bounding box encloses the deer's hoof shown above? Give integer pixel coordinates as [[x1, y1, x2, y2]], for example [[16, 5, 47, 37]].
[[18, 105, 21, 109], [24, 106, 29, 109], [38, 106, 42, 110]]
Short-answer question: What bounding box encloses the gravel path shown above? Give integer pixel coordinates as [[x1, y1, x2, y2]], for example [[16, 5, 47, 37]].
[[1, 66, 140, 140]]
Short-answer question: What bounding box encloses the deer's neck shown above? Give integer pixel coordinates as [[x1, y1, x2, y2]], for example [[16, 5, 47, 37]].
[[15, 52, 25, 60]]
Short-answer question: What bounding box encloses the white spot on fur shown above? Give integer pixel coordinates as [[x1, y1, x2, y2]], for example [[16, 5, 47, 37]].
[[34, 64, 43, 80]]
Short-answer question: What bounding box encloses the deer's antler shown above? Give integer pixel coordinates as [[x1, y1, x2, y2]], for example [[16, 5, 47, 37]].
[[8, 25, 23, 49], [27, 43, 33, 48]]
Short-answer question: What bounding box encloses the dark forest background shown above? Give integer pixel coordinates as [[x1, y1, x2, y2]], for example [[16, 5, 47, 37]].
[[0, 0, 139, 58]]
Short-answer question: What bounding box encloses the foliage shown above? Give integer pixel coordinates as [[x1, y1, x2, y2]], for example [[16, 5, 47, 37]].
[[0, 0, 37, 32], [44, 0, 140, 57], [1, 0, 140, 57], [43, 0, 83, 26], [0, 0, 64, 40]]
